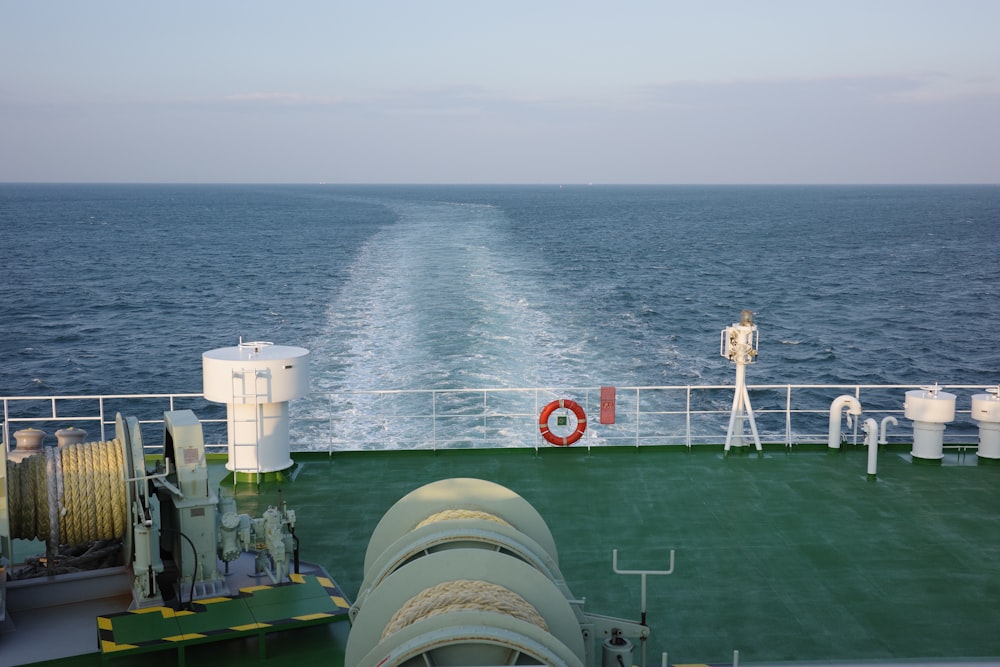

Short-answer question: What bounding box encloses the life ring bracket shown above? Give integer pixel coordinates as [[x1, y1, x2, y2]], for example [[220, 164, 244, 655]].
[[538, 399, 587, 446]]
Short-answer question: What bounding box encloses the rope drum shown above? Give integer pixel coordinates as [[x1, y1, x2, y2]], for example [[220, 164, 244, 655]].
[[414, 508, 513, 530], [347, 479, 587, 666], [380, 579, 549, 641], [6, 439, 127, 545]]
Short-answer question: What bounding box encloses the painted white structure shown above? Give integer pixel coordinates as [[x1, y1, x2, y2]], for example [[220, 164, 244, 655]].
[[971, 386, 1000, 460], [904, 385, 956, 461], [879, 416, 898, 444], [827, 395, 863, 449], [862, 418, 879, 477], [721, 310, 761, 452], [203, 341, 309, 474]]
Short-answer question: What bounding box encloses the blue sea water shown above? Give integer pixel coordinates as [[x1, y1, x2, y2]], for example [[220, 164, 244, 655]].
[[2, 184, 999, 404]]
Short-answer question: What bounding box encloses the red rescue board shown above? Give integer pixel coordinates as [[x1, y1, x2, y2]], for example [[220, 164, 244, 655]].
[[600, 386, 616, 424]]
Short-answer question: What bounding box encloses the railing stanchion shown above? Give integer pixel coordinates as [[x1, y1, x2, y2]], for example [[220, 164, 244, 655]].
[[635, 387, 641, 448], [686, 386, 692, 449], [785, 385, 792, 448], [99, 397, 106, 442], [2, 398, 9, 452]]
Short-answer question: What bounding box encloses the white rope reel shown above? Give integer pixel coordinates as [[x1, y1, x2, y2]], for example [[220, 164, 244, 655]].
[[347, 478, 650, 667]]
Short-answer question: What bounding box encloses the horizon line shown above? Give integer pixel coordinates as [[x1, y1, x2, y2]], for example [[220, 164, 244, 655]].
[[2, 181, 998, 187]]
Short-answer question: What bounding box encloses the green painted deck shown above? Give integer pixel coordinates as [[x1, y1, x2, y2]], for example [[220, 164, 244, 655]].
[[17, 444, 1000, 666], [284, 445, 1000, 664]]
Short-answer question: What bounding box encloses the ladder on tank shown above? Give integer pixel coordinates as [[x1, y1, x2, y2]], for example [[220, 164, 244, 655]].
[[229, 367, 270, 483]]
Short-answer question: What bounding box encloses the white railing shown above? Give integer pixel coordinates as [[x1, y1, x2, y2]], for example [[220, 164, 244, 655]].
[[1, 384, 991, 453], [0, 393, 212, 453]]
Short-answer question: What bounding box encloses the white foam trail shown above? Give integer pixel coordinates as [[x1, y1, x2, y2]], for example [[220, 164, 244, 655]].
[[291, 197, 602, 448], [317, 200, 579, 391]]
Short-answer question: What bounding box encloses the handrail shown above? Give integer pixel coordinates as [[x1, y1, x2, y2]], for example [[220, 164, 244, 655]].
[[1, 393, 209, 453], [1, 384, 991, 453]]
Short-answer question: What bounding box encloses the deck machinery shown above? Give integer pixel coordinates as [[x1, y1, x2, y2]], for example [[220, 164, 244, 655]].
[[3, 421, 656, 667], [1, 409, 297, 620], [3, 341, 660, 666], [348, 477, 651, 667]]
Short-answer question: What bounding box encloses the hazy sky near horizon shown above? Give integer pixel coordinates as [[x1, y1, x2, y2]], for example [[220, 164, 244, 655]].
[[2, 1, 998, 184]]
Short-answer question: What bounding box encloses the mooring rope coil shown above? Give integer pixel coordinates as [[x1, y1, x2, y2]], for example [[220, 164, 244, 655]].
[[7, 452, 23, 538], [32, 450, 48, 539], [108, 438, 126, 538], [414, 508, 513, 530], [6, 439, 127, 545], [380, 578, 549, 641], [60, 442, 82, 545]]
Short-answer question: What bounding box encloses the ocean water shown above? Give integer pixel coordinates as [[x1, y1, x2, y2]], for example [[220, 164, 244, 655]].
[[2, 184, 999, 443]]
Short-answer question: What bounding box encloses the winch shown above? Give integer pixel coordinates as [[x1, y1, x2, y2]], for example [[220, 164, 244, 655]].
[[347, 477, 654, 667], [1, 409, 299, 614]]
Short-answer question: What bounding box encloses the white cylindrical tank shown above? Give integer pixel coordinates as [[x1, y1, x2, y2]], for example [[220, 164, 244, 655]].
[[971, 388, 1000, 460], [904, 386, 956, 462], [202, 341, 309, 474]]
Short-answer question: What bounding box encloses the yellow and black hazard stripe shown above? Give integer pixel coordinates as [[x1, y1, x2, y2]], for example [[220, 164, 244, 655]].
[[98, 573, 351, 655]]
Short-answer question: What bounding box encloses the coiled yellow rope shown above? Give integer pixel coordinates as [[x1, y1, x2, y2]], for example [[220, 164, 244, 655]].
[[6, 453, 47, 540], [24, 452, 39, 539], [108, 439, 126, 538], [61, 442, 82, 545], [31, 451, 48, 539], [380, 579, 548, 641], [6, 439, 127, 545], [414, 509, 513, 530]]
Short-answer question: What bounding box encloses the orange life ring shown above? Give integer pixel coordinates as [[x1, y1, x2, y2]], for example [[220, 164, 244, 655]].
[[539, 399, 587, 446]]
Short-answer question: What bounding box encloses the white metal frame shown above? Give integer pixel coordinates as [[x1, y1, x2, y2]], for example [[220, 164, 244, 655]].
[[1, 384, 991, 454]]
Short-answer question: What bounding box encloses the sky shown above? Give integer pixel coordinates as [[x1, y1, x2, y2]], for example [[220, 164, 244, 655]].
[[1, 1, 998, 184]]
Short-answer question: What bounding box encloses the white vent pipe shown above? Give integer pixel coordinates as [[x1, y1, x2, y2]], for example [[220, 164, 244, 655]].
[[828, 395, 862, 449]]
